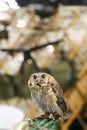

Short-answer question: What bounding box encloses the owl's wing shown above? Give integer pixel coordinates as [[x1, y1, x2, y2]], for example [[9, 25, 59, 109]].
[[51, 83, 69, 116]]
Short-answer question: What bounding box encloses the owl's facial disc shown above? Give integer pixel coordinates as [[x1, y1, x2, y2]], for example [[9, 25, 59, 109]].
[[32, 73, 47, 87]]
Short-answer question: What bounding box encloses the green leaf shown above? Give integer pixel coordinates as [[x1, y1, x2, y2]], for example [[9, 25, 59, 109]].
[[29, 118, 60, 130]]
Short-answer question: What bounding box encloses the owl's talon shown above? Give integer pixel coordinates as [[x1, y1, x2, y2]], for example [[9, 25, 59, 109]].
[[32, 114, 53, 120]]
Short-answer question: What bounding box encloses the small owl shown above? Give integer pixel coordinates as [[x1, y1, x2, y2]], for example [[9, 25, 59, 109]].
[[28, 72, 69, 122]]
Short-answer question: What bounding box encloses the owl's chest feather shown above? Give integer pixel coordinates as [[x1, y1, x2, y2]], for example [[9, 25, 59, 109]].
[[31, 88, 47, 105], [31, 87, 58, 113]]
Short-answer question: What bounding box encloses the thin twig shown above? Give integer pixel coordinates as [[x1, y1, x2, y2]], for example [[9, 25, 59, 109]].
[[0, 39, 63, 53]]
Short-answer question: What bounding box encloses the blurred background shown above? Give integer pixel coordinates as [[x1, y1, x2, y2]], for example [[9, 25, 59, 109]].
[[0, 0, 87, 130]]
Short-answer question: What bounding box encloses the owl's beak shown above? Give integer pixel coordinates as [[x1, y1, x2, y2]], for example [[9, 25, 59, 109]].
[[36, 83, 41, 87]]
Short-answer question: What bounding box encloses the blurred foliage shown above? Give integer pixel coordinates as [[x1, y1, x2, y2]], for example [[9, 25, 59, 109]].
[[0, 62, 36, 99], [0, 75, 14, 99], [0, 30, 8, 39], [47, 59, 72, 91], [0, 58, 73, 99]]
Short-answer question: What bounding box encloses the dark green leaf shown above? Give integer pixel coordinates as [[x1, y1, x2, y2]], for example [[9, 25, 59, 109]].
[[29, 118, 60, 130]]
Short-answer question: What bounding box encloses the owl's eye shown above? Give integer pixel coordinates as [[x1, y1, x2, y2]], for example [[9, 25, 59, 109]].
[[33, 75, 37, 79], [41, 74, 45, 78]]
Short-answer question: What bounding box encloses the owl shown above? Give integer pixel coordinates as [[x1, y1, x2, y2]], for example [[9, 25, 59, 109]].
[[28, 72, 69, 122]]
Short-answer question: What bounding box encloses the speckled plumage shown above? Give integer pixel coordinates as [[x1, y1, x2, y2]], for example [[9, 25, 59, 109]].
[[28, 72, 69, 122]]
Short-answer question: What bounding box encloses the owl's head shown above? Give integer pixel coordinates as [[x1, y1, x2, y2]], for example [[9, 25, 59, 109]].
[[28, 72, 57, 89]]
